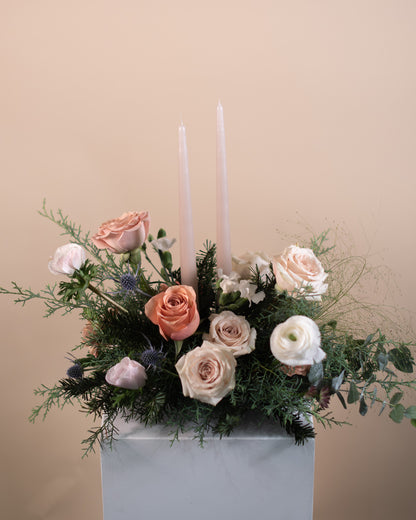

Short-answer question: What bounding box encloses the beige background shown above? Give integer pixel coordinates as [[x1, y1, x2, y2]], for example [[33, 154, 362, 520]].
[[1, 1, 416, 519]]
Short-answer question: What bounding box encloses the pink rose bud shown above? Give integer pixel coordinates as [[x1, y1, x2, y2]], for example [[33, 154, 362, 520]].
[[48, 243, 86, 275], [92, 211, 150, 254], [105, 357, 147, 390]]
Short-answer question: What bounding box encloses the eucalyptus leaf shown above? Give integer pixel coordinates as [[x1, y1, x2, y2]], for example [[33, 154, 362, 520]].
[[337, 391, 347, 409], [388, 347, 414, 374], [359, 397, 368, 416], [332, 370, 345, 392], [308, 363, 324, 387], [370, 387, 378, 407], [363, 334, 374, 347], [378, 400, 387, 416], [389, 404, 405, 423], [377, 353, 388, 371], [347, 382, 360, 404], [390, 392, 403, 405], [404, 406, 416, 419]]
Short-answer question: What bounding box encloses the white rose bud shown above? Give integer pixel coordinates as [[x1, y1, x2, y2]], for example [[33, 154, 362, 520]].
[[272, 245, 328, 300], [105, 357, 147, 390], [175, 341, 236, 406], [204, 310, 256, 357], [270, 315, 326, 366], [48, 243, 87, 276]]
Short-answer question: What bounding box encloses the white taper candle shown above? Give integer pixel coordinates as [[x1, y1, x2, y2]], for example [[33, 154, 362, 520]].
[[216, 102, 232, 275]]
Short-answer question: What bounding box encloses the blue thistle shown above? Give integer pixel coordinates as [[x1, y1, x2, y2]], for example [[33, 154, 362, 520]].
[[67, 363, 84, 379], [139, 333, 165, 370], [119, 272, 137, 292]]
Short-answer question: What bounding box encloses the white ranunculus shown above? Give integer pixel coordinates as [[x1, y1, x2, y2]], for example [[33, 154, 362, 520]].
[[175, 341, 236, 406], [232, 251, 272, 281], [270, 315, 325, 366], [48, 243, 86, 276], [272, 245, 328, 300], [204, 310, 256, 357]]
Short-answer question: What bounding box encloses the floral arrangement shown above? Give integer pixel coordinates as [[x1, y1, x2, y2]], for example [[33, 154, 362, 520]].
[[2, 202, 416, 456]]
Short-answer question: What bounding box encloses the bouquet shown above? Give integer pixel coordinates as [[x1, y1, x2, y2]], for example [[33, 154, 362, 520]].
[[2, 202, 416, 456]]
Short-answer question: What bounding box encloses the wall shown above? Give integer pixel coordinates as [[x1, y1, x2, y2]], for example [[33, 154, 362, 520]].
[[1, 2, 415, 519]]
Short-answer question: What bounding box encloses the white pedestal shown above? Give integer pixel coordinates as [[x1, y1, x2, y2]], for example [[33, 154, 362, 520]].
[[101, 417, 315, 520]]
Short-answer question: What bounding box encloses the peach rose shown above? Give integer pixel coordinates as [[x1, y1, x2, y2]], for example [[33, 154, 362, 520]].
[[204, 310, 256, 357], [272, 245, 328, 300], [92, 211, 150, 254], [175, 341, 236, 406], [105, 357, 147, 390], [48, 243, 86, 275], [144, 285, 200, 341]]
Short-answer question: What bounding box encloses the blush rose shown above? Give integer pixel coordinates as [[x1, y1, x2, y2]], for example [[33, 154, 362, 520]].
[[105, 357, 147, 390], [204, 310, 256, 357], [272, 245, 328, 300], [175, 341, 236, 406], [144, 285, 200, 341], [48, 243, 86, 276], [92, 211, 150, 254]]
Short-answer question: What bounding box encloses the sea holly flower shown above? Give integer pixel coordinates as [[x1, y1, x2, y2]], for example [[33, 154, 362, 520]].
[[48, 243, 86, 276], [272, 245, 328, 301], [175, 341, 236, 406], [92, 211, 150, 254], [270, 315, 326, 366], [204, 310, 256, 357]]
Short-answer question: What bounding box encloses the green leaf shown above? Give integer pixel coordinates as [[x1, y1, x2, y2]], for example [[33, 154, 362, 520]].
[[347, 382, 360, 404], [388, 347, 414, 373], [337, 391, 347, 409], [157, 228, 167, 239], [363, 334, 374, 347], [390, 392, 403, 405], [331, 370, 345, 392], [377, 353, 388, 371], [404, 406, 416, 419], [308, 363, 324, 387], [359, 397, 368, 416], [411, 419, 416, 428], [389, 404, 405, 423]]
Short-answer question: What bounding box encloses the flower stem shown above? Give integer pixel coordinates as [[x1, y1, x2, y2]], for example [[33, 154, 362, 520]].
[[87, 283, 129, 314]]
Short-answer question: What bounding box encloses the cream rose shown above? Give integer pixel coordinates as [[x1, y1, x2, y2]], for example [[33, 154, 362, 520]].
[[92, 211, 150, 254], [272, 245, 328, 300], [204, 310, 256, 357], [48, 243, 86, 275], [105, 357, 147, 390], [175, 341, 236, 406], [270, 315, 325, 366], [232, 251, 272, 281]]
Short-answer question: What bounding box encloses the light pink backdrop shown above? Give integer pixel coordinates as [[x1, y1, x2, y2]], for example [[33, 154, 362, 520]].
[[1, 2, 416, 519]]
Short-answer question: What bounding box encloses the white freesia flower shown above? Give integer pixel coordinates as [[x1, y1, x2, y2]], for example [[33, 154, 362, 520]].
[[272, 245, 328, 301], [270, 315, 325, 366], [204, 310, 256, 357], [150, 237, 176, 252], [232, 251, 272, 281], [48, 243, 86, 276], [175, 341, 236, 406], [218, 270, 265, 305]]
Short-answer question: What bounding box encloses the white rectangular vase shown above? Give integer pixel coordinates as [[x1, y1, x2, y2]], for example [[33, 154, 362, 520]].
[[101, 417, 315, 520]]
